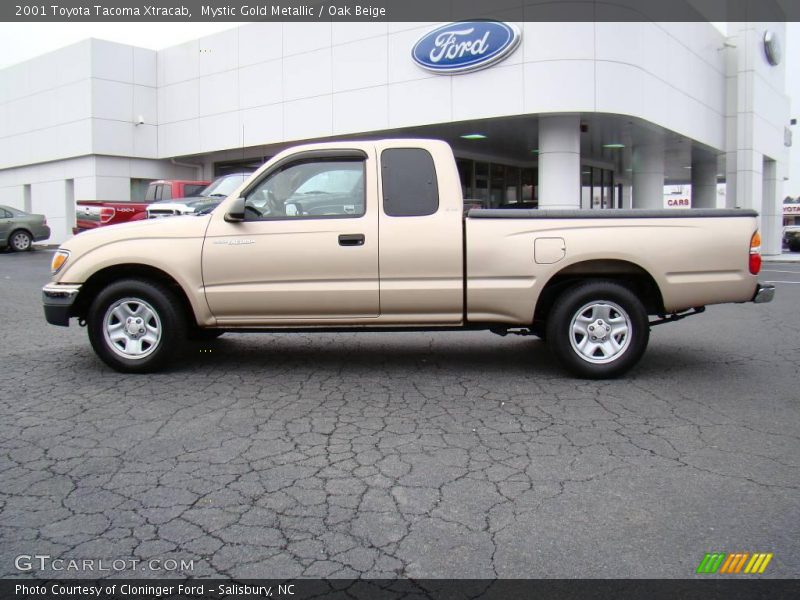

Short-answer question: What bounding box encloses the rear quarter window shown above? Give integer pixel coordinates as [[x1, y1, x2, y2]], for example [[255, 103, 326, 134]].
[[381, 148, 439, 217]]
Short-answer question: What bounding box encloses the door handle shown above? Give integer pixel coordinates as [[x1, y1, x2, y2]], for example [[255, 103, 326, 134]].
[[338, 234, 365, 246]]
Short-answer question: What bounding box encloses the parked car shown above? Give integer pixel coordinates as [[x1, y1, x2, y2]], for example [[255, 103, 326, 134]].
[[783, 225, 800, 252], [43, 139, 773, 378], [0, 204, 50, 251], [73, 179, 210, 234], [146, 173, 252, 218]]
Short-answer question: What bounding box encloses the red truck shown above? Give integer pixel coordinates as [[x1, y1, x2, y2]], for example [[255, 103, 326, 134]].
[[73, 179, 209, 234]]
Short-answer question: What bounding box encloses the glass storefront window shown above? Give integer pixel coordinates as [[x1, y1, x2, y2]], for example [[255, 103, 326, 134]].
[[581, 169, 592, 209], [505, 166, 520, 204], [474, 162, 489, 205], [455, 159, 544, 209], [457, 159, 473, 199], [521, 168, 536, 205], [490, 163, 506, 207], [580, 166, 617, 209]]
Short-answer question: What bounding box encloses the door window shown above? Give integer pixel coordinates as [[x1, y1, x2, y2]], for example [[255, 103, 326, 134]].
[[244, 159, 365, 220]]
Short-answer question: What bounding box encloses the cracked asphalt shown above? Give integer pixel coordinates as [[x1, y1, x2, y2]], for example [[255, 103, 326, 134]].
[[1, 250, 798, 579]]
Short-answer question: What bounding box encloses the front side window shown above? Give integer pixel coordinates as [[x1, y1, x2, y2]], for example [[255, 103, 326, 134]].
[[244, 160, 365, 220]]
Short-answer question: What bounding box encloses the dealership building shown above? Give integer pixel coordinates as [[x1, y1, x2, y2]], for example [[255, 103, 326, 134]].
[[0, 20, 792, 251]]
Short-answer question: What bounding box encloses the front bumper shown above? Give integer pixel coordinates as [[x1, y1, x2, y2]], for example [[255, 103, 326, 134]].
[[42, 283, 82, 326], [752, 283, 775, 304]]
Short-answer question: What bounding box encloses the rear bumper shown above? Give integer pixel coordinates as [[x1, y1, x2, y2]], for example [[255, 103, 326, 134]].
[[752, 283, 775, 304], [33, 225, 51, 242], [42, 283, 82, 326]]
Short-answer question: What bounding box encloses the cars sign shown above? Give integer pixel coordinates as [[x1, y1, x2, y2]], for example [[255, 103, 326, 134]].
[[412, 21, 521, 74]]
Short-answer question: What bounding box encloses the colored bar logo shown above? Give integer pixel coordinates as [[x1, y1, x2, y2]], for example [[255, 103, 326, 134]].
[[696, 552, 773, 574]]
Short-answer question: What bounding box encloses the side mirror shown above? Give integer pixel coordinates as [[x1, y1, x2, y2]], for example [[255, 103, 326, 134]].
[[224, 197, 246, 222]]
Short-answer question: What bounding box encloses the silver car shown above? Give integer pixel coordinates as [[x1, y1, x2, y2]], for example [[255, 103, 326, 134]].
[[0, 205, 51, 252]]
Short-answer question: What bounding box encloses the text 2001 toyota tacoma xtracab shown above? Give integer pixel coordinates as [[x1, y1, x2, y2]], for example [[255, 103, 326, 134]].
[[43, 139, 774, 378]]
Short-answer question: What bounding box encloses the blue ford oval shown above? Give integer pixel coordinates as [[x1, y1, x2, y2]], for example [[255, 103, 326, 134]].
[[412, 21, 521, 74]]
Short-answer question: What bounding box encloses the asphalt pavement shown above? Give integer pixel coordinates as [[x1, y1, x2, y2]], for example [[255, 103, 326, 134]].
[[0, 249, 798, 579]]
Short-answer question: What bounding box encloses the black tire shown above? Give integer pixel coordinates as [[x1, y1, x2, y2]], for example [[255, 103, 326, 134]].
[[9, 229, 32, 252], [187, 328, 224, 342], [545, 281, 649, 379], [789, 240, 800, 253], [87, 278, 187, 373]]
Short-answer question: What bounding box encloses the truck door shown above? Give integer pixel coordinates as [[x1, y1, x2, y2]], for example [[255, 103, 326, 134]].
[[202, 148, 379, 323], [376, 144, 464, 323]]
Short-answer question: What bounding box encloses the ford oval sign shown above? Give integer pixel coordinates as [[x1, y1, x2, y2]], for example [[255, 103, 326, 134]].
[[412, 21, 521, 75]]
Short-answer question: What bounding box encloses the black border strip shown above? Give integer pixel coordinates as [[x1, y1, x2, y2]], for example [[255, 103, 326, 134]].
[[2, 579, 799, 600], [3, 0, 800, 22]]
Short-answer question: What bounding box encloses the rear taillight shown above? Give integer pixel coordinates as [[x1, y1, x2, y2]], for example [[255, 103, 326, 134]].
[[749, 230, 762, 275], [99, 207, 115, 224]]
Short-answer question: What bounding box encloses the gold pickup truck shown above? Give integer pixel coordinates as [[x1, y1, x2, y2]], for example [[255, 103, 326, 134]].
[[43, 139, 774, 378]]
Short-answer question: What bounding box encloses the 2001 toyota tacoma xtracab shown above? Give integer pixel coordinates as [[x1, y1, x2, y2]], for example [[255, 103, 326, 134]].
[[43, 139, 774, 378]]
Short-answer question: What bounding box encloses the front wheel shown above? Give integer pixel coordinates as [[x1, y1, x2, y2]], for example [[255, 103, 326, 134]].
[[87, 279, 187, 373], [546, 281, 649, 379]]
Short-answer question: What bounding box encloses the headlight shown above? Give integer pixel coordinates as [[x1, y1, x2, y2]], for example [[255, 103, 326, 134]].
[[51, 249, 70, 274]]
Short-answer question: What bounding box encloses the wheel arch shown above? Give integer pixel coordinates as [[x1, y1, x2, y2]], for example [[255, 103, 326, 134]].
[[533, 259, 665, 329], [72, 264, 199, 326]]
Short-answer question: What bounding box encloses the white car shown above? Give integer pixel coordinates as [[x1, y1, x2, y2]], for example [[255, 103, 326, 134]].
[[146, 173, 251, 218]]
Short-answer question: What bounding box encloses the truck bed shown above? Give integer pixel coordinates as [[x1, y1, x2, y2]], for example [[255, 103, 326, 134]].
[[465, 208, 760, 323]]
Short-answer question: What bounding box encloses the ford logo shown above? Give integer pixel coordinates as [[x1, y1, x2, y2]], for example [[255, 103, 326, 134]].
[[412, 21, 521, 74]]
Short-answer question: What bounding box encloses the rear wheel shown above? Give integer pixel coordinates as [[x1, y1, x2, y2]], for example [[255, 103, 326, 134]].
[[87, 279, 187, 373], [546, 281, 649, 379], [9, 230, 32, 252]]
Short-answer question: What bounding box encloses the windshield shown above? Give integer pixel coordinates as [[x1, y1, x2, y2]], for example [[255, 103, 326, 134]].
[[200, 173, 249, 197]]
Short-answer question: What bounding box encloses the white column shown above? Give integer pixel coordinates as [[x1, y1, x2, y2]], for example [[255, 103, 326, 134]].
[[621, 183, 632, 209], [761, 158, 781, 256], [632, 141, 664, 209], [691, 159, 718, 208], [538, 115, 580, 210]]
